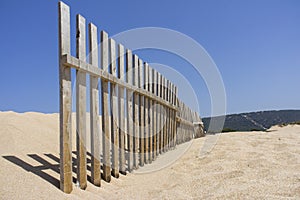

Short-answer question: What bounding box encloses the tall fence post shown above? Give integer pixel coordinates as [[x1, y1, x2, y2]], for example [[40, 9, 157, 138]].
[[153, 69, 157, 159], [138, 59, 145, 166], [89, 23, 101, 187], [110, 38, 119, 178], [126, 49, 134, 172], [144, 63, 149, 164], [58, 1, 72, 193], [148, 67, 153, 163], [101, 31, 111, 182], [76, 14, 87, 190], [133, 55, 140, 169], [118, 44, 126, 175]]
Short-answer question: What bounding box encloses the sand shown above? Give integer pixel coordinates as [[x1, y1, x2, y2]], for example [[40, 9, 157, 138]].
[[0, 111, 299, 199]]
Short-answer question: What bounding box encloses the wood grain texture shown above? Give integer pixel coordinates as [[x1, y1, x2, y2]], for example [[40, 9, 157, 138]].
[[89, 23, 101, 187], [144, 63, 149, 163], [152, 69, 157, 159], [101, 30, 111, 182], [110, 38, 119, 178], [118, 44, 126, 174], [138, 59, 144, 166], [133, 54, 139, 169], [148, 66, 153, 163], [76, 14, 87, 190], [58, 1, 72, 193], [126, 49, 134, 172]]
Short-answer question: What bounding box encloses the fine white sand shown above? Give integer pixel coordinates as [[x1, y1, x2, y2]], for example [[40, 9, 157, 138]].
[[0, 111, 299, 199]]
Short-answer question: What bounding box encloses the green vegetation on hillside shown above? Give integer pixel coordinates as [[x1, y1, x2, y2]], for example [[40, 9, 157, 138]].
[[203, 110, 300, 133]]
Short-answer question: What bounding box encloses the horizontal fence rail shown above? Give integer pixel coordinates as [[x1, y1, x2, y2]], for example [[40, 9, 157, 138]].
[[58, 1, 204, 193]]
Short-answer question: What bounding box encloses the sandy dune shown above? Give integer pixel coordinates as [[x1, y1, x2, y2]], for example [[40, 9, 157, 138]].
[[0, 111, 299, 199]]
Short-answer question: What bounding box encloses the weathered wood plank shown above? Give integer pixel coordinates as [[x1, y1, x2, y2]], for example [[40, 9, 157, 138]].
[[109, 38, 119, 178], [158, 73, 163, 154], [170, 81, 174, 148], [58, 1, 72, 193], [155, 71, 160, 156], [138, 59, 144, 166], [162, 76, 167, 152], [172, 84, 176, 148], [118, 44, 126, 175], [168, 81, 172, 149], [166, 79, 170, 151], [175, 86, 178, 145], [144, 63, 149, 163], [126, 49, 134, 172], [133, 54, 139, 169], [76, 14, 87, 190], [148, 66, 153, 163], [101, 30, 111, 182], [152, 69, 157, 159], [89, 23, 101, 187]]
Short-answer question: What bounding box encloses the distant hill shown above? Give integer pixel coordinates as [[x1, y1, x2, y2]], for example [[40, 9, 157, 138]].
[[202, 110, 300, 133]]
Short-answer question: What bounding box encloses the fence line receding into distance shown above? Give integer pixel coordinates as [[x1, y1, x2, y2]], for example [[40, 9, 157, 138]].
[[58, 1, 204, 193]]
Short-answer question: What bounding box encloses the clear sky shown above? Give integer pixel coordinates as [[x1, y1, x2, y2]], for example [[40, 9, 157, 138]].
[[0, 0, 299, 117]]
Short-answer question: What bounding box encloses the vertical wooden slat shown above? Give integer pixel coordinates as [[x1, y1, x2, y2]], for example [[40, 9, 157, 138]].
[[172, 84, 176, 148], [133, 55, 139, 169], [138, 59, 144, 166], [89, 23, 101, 186], [166, 79, 170, 151], [76, 14, 87, 190], [170, 83, 173, 147], [169, 82, 173, 148], [169, 81, 173, 149], [110, 38, 119, 178], [58, 1, 72, 193], [148, 67, 153, 163], [158, 73, 163, 154], [155, 71, 160, 156], [126, 49, 134, 172], [144, 63, 149, 163], [177, 101, 180, 145], [118, 44, 126, 175], [180, 102, 183, 143], [183, 103, 186, 142], [175, 86, 178, 145], [162, 76, 166, 152], [152, 69, 157, 159], [101, 31, 111, 182], [156, 72, 161, 155], [193, 111, 197, 138]]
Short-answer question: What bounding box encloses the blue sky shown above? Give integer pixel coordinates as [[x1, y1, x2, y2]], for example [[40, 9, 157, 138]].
[[0, 0, 299, 117]]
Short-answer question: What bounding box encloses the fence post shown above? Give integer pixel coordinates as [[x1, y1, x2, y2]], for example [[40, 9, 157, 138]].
[[155, 71, 160, 156], [101, 31, 111, 182], [89, 23, 101, 187], [126, 49, 134, 172], [58, 1, 72, 193], [138, 59, 145, 166], [118, 44, 126, 175], [148, 67, 153, 163], [110, 38, 119, 178], [163, 77, 167, 152], [76, 14, 87, 190], [133, 55, 140, 169], [158, 73, 163, 153], [167, 80, 171, 150], [144, 63, 149, 164], [152, 69, 157, 159]]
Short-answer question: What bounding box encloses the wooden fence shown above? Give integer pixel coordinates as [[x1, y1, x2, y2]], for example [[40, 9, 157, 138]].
[[58, 1, 204, 193]]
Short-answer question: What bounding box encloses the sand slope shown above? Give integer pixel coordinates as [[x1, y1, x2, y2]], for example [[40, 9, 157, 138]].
[[0, 111, 300, 199]]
